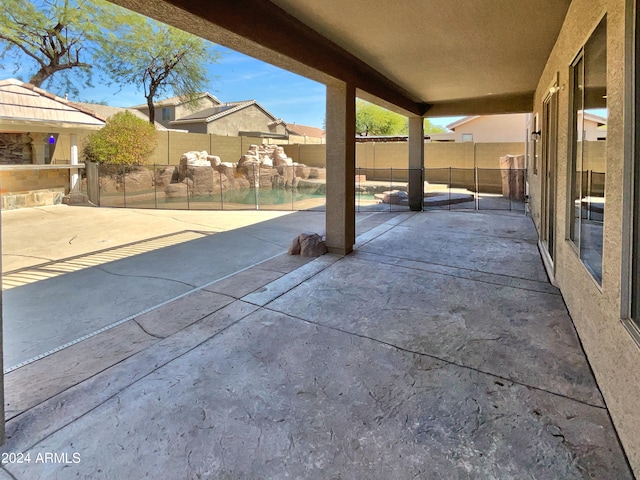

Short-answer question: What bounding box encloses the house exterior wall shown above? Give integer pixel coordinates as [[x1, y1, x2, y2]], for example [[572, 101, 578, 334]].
[[582, 116, 608, 140], [174, 97, 218, 123], [528, 0, 640, 474], [175, 122, 209, 135], [452, 114, 527, 142], [206, 105, 278, 136], [268, 123, 287, 135], [287, 134, 325, 144], [137, 96, 220, 129]]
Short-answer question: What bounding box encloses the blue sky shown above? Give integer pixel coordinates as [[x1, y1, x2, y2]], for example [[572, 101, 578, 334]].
[[1, 39, 460, 130], [76, 46, 331, 128]]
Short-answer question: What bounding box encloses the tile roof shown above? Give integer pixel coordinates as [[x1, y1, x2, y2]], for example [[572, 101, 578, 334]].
[[171, 100, 276, 124], [287, 123, 325, 137], [70, 102, 167, 130], [0, 78, 106, 129], [130, 92, 220, 109]]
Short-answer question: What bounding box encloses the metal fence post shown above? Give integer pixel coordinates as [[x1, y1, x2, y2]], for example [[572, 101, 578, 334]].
[[122, 165, 127, 208], [389, 167, 393, 212], [448, 167, 451, 211], [220, 170, 224, 210], [253, 164, 259, 210], [474, 165, 479, 211], [154, 164, 158, 209], [509, 165, 513, 211], [186, 169, 190, 210]]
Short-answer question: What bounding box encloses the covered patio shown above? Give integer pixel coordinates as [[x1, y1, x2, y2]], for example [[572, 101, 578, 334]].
[[1, 0, 638, 477], [0, 209, 632, 478]]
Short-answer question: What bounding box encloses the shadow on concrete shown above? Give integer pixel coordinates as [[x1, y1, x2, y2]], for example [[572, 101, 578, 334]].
[[1, 209, 633, 479]]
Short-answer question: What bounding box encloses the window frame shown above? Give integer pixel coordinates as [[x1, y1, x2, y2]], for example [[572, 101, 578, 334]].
[[567, 15, 607, 285]]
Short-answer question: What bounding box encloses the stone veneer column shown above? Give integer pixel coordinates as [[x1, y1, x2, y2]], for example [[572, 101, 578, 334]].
[[325, 81, 356, 255], [29, 133, 48, 165], [408, 116, 424, 211]]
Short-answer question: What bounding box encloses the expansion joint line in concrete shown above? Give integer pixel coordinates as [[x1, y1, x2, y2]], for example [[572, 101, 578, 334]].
[[132, 318, 165, 340], [4, 296, 241, 425], [3, 251, 287, 374], [395, 222, 538, 244], [2, 253, 55, 263], [242, 259, 339, 309], [4, 211, 390, 374], [32, 207, 58, 215], [269, 308, 606, 411], [358, 249, 560, 293], [1, 466, 19, 480], [18, 301, 259, 454], [358, 252, 562, 297], [93, 265, 198, 289], [354, 213, 418, 250]]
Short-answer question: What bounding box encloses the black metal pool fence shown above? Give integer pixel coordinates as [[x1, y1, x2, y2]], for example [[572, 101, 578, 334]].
[[83, 162, 535, 213]]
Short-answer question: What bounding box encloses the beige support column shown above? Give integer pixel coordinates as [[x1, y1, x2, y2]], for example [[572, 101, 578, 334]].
[[408, 116, 424, 211], [70, 134, 79, 192], [325, 81, 356, 255]]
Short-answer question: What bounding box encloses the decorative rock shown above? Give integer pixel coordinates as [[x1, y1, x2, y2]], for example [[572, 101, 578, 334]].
[[155, 166, 178, 188], [309, 168, 326, 180], [207, 155, 221, 166], [62, 192, 89, 205], [185, 166, 215, 196], [376, 190, 408, 205], [123, 169, 154, 192], [288, 233, 327, 257], [164, 183, 189, 198], [273, 146, 293, 166], [98, 176, 118, 193], [295, 165, 311, 179], [180, 150, 211, 166]]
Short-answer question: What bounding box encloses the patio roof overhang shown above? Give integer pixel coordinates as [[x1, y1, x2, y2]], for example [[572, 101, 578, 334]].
[[108, 0, 571, 117]]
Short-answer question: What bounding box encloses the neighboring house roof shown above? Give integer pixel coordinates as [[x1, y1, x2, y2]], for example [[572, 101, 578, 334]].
[[287, 123, 325, 138], [70, 102, 167, 130], [131, 92, 221, 109], [269, 118, 288, 128], [0, 78, 105, 130], [583, 112, 607, 126], [170, 100, 277, 125], [445, 116, 480, 131]]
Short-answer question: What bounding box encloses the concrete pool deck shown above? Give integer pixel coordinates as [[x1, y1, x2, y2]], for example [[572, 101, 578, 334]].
[[0, 207, 633, 479]]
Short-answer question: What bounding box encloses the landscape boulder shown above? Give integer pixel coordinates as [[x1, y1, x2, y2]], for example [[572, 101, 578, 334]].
[[376, 190, 408, 205], [288, 233, 327, 257]]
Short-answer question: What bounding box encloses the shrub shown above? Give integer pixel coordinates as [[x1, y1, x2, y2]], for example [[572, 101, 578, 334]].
[[84, 111, 156, 165]]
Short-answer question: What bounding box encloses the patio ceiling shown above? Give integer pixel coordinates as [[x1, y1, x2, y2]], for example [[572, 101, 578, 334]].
[[110, 0, 571, 116]]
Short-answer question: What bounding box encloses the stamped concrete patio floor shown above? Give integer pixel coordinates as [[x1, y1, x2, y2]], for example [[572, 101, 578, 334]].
[[2, 210, 632, 479]]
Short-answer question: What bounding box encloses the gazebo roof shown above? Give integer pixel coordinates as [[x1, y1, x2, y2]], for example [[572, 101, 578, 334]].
[[0, 78, 106, 132]]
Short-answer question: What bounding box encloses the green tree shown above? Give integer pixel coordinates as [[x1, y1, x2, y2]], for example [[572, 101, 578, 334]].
[[424, 119, 447, 134], [96, 16, 219, 124], [355, 100, 407, 136], [0, 0, 107, 94], [83, 111, 156, 165]]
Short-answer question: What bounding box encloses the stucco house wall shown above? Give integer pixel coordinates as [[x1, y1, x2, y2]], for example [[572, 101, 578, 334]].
[[449, 114, 527, 142], [205, 104, 282, 136], [135, 94, 220, 130], [173, 96, 219, 124], [528, 0, 640, 473]]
